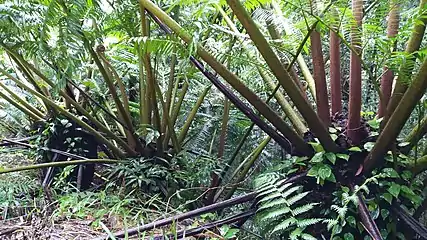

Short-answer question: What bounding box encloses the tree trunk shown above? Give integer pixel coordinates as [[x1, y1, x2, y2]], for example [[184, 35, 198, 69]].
[[311, 29, 331, 126], [378, 1, 400, 117], [347, 0, 364, 145], [329, 12, 342, 116]]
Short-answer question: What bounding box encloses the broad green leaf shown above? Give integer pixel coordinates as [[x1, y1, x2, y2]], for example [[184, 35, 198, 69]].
[[310, 152, 324, 163], [381, 209, 389, 220], [398, 142, 410, 147], [363, 142, 375, 151], [326, 173, 336, 183], [318, 165, 332, 179], [382, 168, 400, 178], [308, 142, 324, 153], [348, 146, 362, 152], [307, 166, 318, 177], [330, 134, 338, 141], [344, 233, 354, 240], [381, 193, 393, 204], [346, 215, 356, 227], [325, 152, 336, 164], [336, 154, 349, 161], [387, 183, 401, 198]]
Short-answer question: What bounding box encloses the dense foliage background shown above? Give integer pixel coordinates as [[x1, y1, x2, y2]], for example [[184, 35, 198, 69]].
[[0, 0, 426, 239]]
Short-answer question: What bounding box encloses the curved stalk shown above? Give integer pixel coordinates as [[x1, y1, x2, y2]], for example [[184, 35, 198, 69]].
[[0, 81, 45, 119], [0, 159, 121, 175], [364, 58, 427, 173], [0, 68, 128, 158], [216, 4, 307, 135], [178, 85, 211, 144], [271, 0, 316, 99], [226, 0, 337, 152], [383, 0, 427, 125], [0, 90, 42, 121]]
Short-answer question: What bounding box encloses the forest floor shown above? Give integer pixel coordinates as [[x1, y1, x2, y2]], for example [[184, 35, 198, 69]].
[[0, 148, 104, 239], [0, 148, 202, 240]]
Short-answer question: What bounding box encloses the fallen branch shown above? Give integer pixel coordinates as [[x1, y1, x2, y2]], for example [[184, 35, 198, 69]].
[[0, 159, 121, 174], [3, 138, 88, 160], [0, 136, 37, 147], [391, 202, 427, 239], [357, 193, 383, 240], [95, 192, 257, 239], [156, 209, 256, 239]]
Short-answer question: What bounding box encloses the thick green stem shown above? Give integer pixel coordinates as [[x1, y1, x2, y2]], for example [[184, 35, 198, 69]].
[[411, 155, 427, 176], [0, 90, 42, 121], [0, 68, 127, 158], [217, 4, 306, 135], [0, 81, 45, 119], [402, 115, 427, 154], [163, 54, 177, 142], [271, 0, 316, 99], [153, 77, 180, 153], [383, 0, 427, 126], [140, 0, 312, 154], [178, 85, 211, 144], [222, 137, 270, 200], [364, 58, 427, 173], [0, 159, 121, 174], [226, 0, 337, 152], [259, 68, 307, 135], [96, 47, 141, 152]]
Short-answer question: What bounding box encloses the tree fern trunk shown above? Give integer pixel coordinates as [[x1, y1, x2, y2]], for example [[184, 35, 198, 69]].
[[378, 1, 399, 117], [329, 11, 342, 116], [310, 29, 331, 126], [347, 0, 363, 145]]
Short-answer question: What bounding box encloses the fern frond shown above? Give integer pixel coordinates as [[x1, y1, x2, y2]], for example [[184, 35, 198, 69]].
[[259, 207, 291, 221], [287, 191, 310, 205], [271, 217, 297, 234], [280, 185, 301, 199], [259, 197, 288, 210], [291, 203, 319, 216], [323, 218, 339, 230], [296, 218, 323, 228], [259, 191, 282, 203]]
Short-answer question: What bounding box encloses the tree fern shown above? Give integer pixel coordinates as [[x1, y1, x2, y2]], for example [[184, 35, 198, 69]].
[[255, 175, 331, 238]]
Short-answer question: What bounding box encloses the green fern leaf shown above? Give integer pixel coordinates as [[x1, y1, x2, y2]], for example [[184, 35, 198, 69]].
[[259, 198, 289, 210], [287, 191, 310, 205], [271, 217, 297, 234], [259, 207, 291, 221], [280, 185, 301, 198], [259, 191, 282, 203], [291, 203, 319, 216], [301, 233, 318, 240], [296, 218, 323, 228]]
